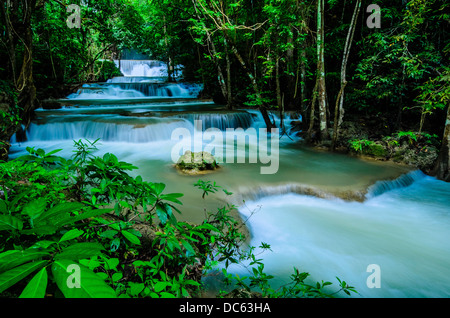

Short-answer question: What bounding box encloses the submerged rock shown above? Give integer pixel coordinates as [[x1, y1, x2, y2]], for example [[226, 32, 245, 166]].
[[176, 151, 219, 175]]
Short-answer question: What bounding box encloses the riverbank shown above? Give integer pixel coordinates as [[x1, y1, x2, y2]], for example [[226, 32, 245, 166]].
[[297, 114, 441, 178]]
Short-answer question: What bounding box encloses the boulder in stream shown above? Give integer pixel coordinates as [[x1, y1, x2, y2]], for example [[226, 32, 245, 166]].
[[176, 151, 219, 175]]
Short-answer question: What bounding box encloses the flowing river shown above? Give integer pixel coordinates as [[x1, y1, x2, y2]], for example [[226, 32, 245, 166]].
[[10, 60, 450, 298]]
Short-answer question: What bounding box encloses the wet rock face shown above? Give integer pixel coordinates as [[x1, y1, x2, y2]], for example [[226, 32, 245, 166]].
[[176, 151, 219, 175]]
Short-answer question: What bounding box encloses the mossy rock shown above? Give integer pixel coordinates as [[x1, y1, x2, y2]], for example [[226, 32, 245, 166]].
[[176, 151, 219, 175], [363, 142, 388, 158]]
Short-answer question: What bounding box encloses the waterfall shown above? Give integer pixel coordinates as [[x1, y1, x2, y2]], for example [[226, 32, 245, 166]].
[[65, 60, 202, 101], [170, 112, 256, 130], [365, 170, 428, 199], [114, 60, 184, 78], [114, 60, 166, 77], [23, 118, 194, 143]]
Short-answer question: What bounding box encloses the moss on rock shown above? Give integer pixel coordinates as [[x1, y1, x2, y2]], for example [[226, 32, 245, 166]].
[[176, 151, 219, 175]]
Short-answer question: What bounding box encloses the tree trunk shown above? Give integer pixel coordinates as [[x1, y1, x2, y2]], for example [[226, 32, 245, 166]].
[[432, 105, 450, 182], [332, 0, 361, 149], [317, 0, 328, 140], [276, 58, 284, 131], [308, 79, 319, 140], [192, 2, 229, 105], [224, 37, 233, 110], [13, 0, 38, 127], [300, 48, 307, 121], [228, 37, 275, 130], [163, 15, 174, 82]]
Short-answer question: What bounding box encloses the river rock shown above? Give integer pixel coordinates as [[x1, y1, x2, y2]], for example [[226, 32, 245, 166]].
[[176, 151, 219, 175]]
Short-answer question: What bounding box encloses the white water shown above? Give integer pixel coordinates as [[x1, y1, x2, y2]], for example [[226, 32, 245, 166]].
[[65, 60, 202, 101], [10, 60, 450, 298], [234, 173, 450, 298], [114, 60, 183, 78]]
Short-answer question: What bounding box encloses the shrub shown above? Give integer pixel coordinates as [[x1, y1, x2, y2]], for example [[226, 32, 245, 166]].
[[0, 141, 357, 298]]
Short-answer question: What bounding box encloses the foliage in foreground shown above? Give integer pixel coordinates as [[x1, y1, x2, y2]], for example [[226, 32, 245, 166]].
[[0, 141, 356, 298]]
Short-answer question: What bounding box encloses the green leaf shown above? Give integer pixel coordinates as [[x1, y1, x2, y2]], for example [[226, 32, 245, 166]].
[[52, 260, 116, 298], [28, 240, 57, 250], [60, 208, 114, 226], [155, 203, 168, 225], [0, 214, 23, 232], [53, 208, 113, 229], [122, 230, 141, 245], [112, 272, 123, 282], [105, 258, 119, 271], [181, 239, 196, 255], [0, 250, 50, 273], [99, 230, 118, 239], [21, 224, 58, 236], [59, 229, 84, 243], [22, 198, 47, 220], [55, 243, 104, 261], [129, 282, 145, 296], [34, 202, 85, 225], [152, 183, 166, 196], [160, 193, 184, 205], [19, 267, 48, 298], [0, 260, 48, 294], [153, 281, 168, 293]]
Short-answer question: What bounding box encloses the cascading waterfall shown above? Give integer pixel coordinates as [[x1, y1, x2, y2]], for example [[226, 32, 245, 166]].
[[365, 170, 428, 199], [113, 59, 184, 78], [9, 58, 450, 299], [66, 60, 202, 101]]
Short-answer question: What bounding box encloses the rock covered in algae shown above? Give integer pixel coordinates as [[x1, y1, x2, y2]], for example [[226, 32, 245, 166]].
[[176, 151, 219, 175]]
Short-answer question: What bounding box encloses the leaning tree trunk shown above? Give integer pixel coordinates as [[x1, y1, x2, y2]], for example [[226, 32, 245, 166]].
[[432, 104, 450, 182]]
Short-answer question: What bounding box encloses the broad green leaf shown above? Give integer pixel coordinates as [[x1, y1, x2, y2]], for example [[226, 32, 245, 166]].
[[21, 224, 58, 236], [0, 250, 50, 273], [122, 230, 141, 245], [52, 208, 113, 228], [160, 193, 184, 205], [0, 200, 8, 213], [55, 243, 104, 261], [153, 281, 168, 293], [19, 267, 48, 298], [155, 203, 168, 225], [22, 198, 47, 219], [35, 202, 85, 225], [112, 272, 123, 282], [129, 282, 145, 296], [29, 240, 57, 250], [45, 149, 63, 156], [99, 230, 118, 239], [105, 258, 119, 271], [59, 229, 84, 243], [152, 183, 166, 196], [181, 239, 196, 255], [0, 260, 48, 294], [52, 260, 116, 298], [0, 214, 23, 232]]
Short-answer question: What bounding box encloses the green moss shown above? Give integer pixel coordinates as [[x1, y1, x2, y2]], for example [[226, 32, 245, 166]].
[[363, 143, 388, 158]]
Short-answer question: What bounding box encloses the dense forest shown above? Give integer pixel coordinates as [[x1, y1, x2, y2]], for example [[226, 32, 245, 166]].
[[1, 0, 449, 178], [0, 0, 449, 300]]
